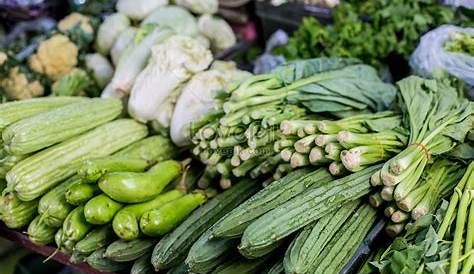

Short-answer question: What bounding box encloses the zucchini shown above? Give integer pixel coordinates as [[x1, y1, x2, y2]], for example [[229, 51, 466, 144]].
[[0, 193, 38, 229], [264, 260, 284, 274], [79, 135, 178, 183], [84, 194, 123, 225], [38, 176, 81, 227], [240, 165, 380, 255], [211, 168, 327, 239], [113, 190, 183, 240], [310, 203, 377, 274], [0, 96, 87, 132], [186, 228, 236, 274], [105, 238, 158, 262], [0, 154, 28, 178], [210, 255, 271, 274], [86, 248, 130, 272], [239, 238, 284, 259], [62, 206, 93, 251], [74, 224, 116, 255], [3, 98, 122, 155], [99, 160, 184, 203], [55, 228, 63, 249], [70, 252, 88, 264], [131, 254, 154, 274], [65, 183, 101, 206], [152, 179, 259, 270], [168, 262, 190, 274], [140, 192, 206, 237], [8, 119, 148, 201], [27, 215, 57, 245], [283, 200, 359, 274]]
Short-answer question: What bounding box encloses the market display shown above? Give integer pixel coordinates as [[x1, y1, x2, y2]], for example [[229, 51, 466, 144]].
[[0, 1, 473, 274]]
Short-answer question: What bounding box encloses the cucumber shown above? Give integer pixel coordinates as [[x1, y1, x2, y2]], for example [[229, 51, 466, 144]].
[[65, 183, 101, 206], [167, 262, 190, 274], [240, 165, 380, 255], [84, 194, 123, 225], [264, 260, 284, 274], [69, 252, 88, 264], [239, 238, 284, 259], [210, 255, 271, 274], [38, 176, 81, 227], [152, 179, 259, 270], [62, 206, 92, 252], [186, 228, 236, 274], [113, 190, 183, 240], [99, 160, 184, 203], [131, 254, 154, 274], [78, 157, 150, 183], [140, 192, 207, 237], [55, 228, 63, 250], [283, 200, 359, 274], [27, 215, 57, 245], [310, 203, 377, 274], [86, 248, 130, 272], [115, 135, 178, 163], [0, 192, 38, 229], [211, 168, 327, 239], [105, 238, 158, 262], [74, 224, 116, 255]]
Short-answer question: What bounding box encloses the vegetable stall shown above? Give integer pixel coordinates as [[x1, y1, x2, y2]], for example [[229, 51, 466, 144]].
[[0, 1, 473, 274]]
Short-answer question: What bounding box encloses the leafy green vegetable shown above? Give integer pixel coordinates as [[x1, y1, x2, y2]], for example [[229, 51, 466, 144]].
[[276, 0, 465, 68]]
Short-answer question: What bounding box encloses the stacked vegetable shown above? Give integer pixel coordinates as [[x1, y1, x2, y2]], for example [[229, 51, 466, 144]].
[[0, 96, 218, 273], [369, 164, 474, 274], [190, 58, 398, 187]]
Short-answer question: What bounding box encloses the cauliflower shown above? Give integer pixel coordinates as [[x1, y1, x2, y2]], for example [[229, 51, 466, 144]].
[[175, 0, 219, 15], [1, 67, 44, 100], [28, 34, 78, 80], [58, 12, 94, 35], [128, 35, 213, 124], [96, 13, 131, 55], [198, 15, 237, 52], [116, 0, 169, 20], [85, 53, 114, 89]]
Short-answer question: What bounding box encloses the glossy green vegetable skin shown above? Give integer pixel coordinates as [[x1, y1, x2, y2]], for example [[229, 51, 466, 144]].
[[27, 215, 57, 245], [211, 255, 271, 274], [65, 183, 101, 206], [113, 190, 183, 240], [7, 119, 148, 201], [0, 193, 38, 229], [105, 238, 158, 262], [38, 176, 81, 227], [2, 98, 122, 155], [74, 224, 116, 255], [84, 194, 123, 225], [99, 160, 183, 203], [78, 157, 150, 183], [140, 192, 206, 237], [62, 206, 92, 251], [86, 248, 130, 272], [153, 179, 259, 270]]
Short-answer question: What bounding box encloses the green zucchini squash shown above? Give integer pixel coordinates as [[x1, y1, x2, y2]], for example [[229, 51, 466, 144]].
[[113, 190, 183, 240], [38, 176, 81, 227], [65, 183, 101, 206], [105, 238, 158, 262], [27, 215, 57, 245], [152, 179, 259, 270], [84, 194, 123, 225], [8, 119, 148, 201], [0, 96, 87, 132], [0, 193, 38, 229], [62, 206, 93, 251], [283, 200, 359, 274], [69, 252, 88, 264], [264, 260, 284, 274], [167, 262, 190, 274], [140, 192, 207, 237], [55, 228, 63, 250], [3, 98, 122, 155], [74, 224, 116, 255], [240, 165, 380, 256], [131, 254, 155, 274], [86, 248, 130, 272], [211, 168, 327, 239], [99, 160, 184, 203], [0, 154, 28, 178]]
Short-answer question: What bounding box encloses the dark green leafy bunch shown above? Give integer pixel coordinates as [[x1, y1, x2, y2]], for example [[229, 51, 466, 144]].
[[276, 0, 465, 68]]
